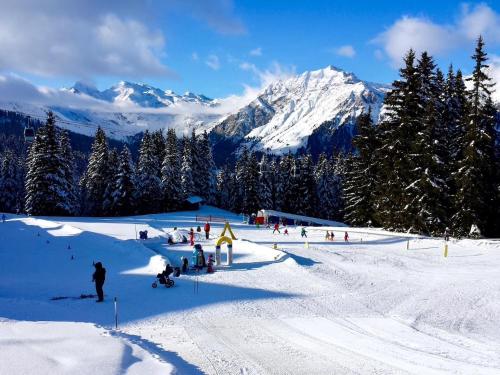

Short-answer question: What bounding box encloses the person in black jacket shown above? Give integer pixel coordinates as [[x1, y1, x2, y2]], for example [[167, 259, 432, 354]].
[[92, 262, 106, 302]]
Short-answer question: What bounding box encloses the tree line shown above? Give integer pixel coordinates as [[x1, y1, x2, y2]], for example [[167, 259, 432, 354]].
[[344, 37, 500, 237]]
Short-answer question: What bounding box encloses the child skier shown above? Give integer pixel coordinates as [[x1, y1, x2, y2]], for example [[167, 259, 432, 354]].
[[301, 228, 307, 238], [284, 228, 289, 235], [344, 231, 349, 242], [273, 223, 280, 234], [330, 232, 335, 241], [325, 231, 330, 240]]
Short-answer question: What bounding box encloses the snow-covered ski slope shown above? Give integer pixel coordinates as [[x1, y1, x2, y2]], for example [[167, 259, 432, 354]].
[[1, 206, 500, 374]]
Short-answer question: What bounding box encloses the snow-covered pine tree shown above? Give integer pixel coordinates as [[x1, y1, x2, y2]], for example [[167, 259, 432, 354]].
[[404, 54, 448, 234], [102, 149, 119, 215], [0, 150, 21, 212], [215, 165, 232, 210], [59, 131, 78, 215], [151, 130, 166, 180], [452, 36, 497, 236], [374, 49, 421, 230], [269, 158, 280, 210], [330, 154, 346, 221], [180, 136, 195, 200], [136, 131, 162, 214], [242, 151, 260, 215], [112, 146, 136, 216], [80, 127, 110, 216], [278, 154, 297, 213], [295, 154, 316, 216], [161, 129, 182, 211], [343, 111, 379, 226], [197, 131, 216, 203], [24, 112, 70, 216], [258, 154, 273, 210], [315, 153, 335, 220], [232, 147, 249, 213], [189, 130, 203, 196]]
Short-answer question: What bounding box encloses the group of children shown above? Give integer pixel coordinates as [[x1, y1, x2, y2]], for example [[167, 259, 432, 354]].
[[325, 230, 349, 242]]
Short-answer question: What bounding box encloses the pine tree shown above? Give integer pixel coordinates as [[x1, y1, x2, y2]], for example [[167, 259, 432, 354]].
[[59, 131, 78, 215], [295, 154, 316, 216], [258, 154, 273, 210], [215, 166, 231, 209], [404, 54, 448, 234], [279, 154, 297, 213], [25, 112, 70, 216], [374, 50, 421, 230], [81, 127, 110, 216], [102, 149, 119, 215], [197, 131, 216, 203], [112, 146, 136, 216], [161, 129, 182, 210], [190, 130, 203, 196], [180, 136, 195, 199], [0, 150, 21, 212], [242, 151, 260, 214], [136, 131, 162, 213], [452, 36, 497, 236], [343, 111, 379, 226]]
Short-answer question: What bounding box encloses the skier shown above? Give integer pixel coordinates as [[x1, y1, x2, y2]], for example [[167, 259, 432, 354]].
[[284, 228, 289, 235], [273, 223, 280, 234], [444, 227, 450, 242], [204, 221, 211, 240], [325, 231, 330, 240], [1, 214, 5, 223], [301, 228, 307, 238], [344, 231, 349, 242], [196, 226, 202, 232], [189, 228, 195, 246], [330, 232, 335, 241], [92, 262, 106, 302]]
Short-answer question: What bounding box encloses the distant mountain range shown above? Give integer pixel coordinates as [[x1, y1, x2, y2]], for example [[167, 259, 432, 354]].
[[7, 65, 497, 163], [66, 81, 216, 108]]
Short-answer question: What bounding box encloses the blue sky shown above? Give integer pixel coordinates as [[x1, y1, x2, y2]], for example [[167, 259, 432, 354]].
[[1, 1, 500, 99]]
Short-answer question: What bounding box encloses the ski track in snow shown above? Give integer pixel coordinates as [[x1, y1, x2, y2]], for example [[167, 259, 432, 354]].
[[1, 206, 500, 374]]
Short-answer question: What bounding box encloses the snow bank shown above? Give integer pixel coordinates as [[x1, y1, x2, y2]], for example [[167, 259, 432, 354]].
[[0, 320, 174, 375]]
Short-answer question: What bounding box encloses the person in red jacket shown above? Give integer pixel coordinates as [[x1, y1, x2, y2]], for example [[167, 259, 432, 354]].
[[273, 223, 280, 234], [204, 222, 211, 240]]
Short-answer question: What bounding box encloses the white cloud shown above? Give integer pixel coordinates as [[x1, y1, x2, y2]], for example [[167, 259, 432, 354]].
[[488, 55, 500, 103], [250, 47, 263, 57], [373, 4, 500, 66], [0, 1, 172, 79], [205, 55, 221, 70], [335, 45, 356, 58], [191, 52, 199, 61]]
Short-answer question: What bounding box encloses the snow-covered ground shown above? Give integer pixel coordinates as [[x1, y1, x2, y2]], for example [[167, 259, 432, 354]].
[[1, 206, 500, 374]]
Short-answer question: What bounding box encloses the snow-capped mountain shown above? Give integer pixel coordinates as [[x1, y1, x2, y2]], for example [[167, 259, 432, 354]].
[[1, 66, 389, 157], [66, 81, 216, 108], [211, 66, 388, 155]]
